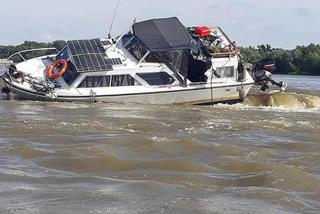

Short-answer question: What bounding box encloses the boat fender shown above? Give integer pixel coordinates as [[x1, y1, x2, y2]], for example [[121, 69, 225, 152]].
[[47, 59, 68, 79]]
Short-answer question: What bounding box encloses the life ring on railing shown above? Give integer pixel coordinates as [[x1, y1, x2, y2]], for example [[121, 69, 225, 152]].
[[47, 59, 68, 79]]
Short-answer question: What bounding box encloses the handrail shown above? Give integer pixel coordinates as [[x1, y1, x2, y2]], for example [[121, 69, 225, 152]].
[[8, 47, 58, 58], [8, 47, 59, 63]]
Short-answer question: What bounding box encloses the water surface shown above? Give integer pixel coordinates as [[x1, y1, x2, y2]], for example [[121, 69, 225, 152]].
[[0, 74, 320, 214], [0, 64, 5, 77]]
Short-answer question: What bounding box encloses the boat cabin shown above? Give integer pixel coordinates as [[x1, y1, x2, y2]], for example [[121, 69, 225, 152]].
[[47, 17, 240, 91]]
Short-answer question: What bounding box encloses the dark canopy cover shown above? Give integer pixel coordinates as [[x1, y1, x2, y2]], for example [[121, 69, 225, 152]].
[[133, 17, 192, 52], [132, 17, 210, 86]]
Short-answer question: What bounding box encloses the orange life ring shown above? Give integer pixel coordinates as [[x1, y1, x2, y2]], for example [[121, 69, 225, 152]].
[[47, 59, 68, 79]]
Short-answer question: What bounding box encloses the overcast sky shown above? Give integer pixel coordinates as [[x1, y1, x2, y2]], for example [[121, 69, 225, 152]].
[[0, 0, 319, 49]]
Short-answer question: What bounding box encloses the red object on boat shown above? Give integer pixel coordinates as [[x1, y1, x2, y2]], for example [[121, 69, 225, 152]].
[[195, 26, 211, 37]]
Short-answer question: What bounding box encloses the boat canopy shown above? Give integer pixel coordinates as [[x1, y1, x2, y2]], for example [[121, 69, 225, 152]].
[[133, 17, 192, 52], [132, 17, 199, 85]]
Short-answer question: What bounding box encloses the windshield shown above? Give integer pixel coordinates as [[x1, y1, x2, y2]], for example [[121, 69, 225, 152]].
[[119, 31, 149, 62], [119, 31, 134, 47], [125, 37, 148, 61]]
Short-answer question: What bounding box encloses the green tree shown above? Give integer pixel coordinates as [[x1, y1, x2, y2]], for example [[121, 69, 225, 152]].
[[241, 44, 320, 76]]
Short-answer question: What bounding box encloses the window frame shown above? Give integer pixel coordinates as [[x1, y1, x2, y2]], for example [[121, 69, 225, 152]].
[[77, 74, 141, 88], [215, 66, 235, 78], [123, 36, 150, 64], [136, 72, 176, 86], [77, 75, 111, 88]]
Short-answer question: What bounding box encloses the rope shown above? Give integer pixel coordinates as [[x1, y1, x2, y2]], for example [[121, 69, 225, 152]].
[[8, 67, 52, 94], [210, 67, 215, 106]]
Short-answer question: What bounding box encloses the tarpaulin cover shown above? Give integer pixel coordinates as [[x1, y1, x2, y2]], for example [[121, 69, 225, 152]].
[[133, 17, 192, 52]]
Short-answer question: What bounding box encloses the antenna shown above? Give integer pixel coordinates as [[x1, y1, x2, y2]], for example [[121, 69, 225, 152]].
[[108, 0, 121, 39]]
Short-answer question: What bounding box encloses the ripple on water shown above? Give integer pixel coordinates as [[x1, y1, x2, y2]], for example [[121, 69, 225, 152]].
[[37, 149, 212, 173], [1, 86, 320, 213]]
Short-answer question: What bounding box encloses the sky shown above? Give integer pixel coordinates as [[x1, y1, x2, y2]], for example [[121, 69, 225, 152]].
[[0, 0, 319, 49]]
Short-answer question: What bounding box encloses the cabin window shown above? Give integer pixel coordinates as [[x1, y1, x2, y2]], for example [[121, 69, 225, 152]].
[[119, 31, 134, 47], [111, 75, 139, 87], [215, 66, 234, 78], [78, 76, 111, 88], [143, 53, 161, 63], [124, 37, 148, 61], [78, 75, 140, 88], [137, 72, 175, 86]]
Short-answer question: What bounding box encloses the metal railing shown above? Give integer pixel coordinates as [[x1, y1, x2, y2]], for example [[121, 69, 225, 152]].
[[209, 26, 238, 58], [7, 48, 59, 64]]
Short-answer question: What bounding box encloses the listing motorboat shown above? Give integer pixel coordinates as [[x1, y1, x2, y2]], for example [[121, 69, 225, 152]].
[[2, 17, 255, 104]]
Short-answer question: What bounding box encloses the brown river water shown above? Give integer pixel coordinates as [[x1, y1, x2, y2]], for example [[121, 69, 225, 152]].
[[0, 73, 320, 214]]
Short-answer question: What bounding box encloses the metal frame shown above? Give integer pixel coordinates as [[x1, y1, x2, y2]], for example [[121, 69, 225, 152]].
[[7, 48, 58, 63]]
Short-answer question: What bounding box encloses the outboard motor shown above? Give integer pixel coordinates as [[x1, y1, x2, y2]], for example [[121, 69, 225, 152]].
[[254, 59, 287, 91]]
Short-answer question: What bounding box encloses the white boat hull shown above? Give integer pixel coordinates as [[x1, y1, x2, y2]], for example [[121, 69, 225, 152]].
[[4, 78, 253, 105]]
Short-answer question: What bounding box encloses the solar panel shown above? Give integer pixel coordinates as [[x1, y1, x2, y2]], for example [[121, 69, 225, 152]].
[[100, 40, 112, 46], [67, 39, 113, 72], [107, 58, 123, 66]]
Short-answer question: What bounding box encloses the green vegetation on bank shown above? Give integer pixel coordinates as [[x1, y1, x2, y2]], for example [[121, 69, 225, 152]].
[[0, 41, 66, 59], [240, 44, 320, 76], [1, 41, 320, 76]]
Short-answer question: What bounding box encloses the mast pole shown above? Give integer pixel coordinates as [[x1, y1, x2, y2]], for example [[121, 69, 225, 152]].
[[108, 0, 121, 39]]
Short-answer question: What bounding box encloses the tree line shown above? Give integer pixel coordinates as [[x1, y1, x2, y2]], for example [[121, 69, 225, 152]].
[[1, 41, 320, 76], [0, 41, 66, 59], [240, 44, 320, 76]]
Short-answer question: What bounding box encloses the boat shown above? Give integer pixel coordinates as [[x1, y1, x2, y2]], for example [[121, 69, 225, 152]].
[[2, 17, 255, 104]]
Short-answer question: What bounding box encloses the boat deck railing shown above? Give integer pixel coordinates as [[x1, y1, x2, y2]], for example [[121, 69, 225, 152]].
[[208, 26, 239, 58], [7, 48, 59, 64]]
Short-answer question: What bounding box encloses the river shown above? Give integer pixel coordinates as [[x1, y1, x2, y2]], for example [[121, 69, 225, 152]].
[[0, 64, 5, 77], [0, 69, 320, 213]]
